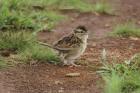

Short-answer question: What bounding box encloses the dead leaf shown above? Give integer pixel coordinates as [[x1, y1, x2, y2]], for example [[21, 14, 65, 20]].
[[130, 37, 139, 40], [65, 73, 80, 77]]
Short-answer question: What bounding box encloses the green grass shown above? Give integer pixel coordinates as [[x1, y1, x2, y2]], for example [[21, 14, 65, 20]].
[[0, 0, 34, 30], [0, 31, 34, 51], [0, 0, 113, 32], [0, 0, 95, 32], [98, 49, 140, 93], [0, 31, 59, 65], [61, 0, 94, 12], [31, 46, 59, 62], [111, 23, 140, 38], [94, 1, 113, 14], [19, 45, 59, 63], [35, 0, 94, 12], [0, 57, 7, 69], [103, 71, 122, 93], [0, 0, 65, 31]]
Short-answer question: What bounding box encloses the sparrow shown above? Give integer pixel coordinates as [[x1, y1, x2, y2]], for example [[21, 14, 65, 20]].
[[38, 26, 88, 66]]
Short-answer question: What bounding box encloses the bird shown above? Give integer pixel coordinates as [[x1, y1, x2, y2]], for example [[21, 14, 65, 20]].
[[38, 26, 88, 66]]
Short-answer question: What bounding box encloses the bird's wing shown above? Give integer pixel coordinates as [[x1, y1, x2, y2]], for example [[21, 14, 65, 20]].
[[54, 34, 83, 51]]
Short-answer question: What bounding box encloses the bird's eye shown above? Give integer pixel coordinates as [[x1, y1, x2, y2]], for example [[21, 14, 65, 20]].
[[75, 29, 83, 33]]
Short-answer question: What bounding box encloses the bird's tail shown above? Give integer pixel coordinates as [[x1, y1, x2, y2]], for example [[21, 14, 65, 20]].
[[37, 41, 57, 49], [37, 41, 71, 51]]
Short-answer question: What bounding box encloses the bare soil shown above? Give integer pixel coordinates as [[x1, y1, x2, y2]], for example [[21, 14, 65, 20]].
[[1, 0, 140, 93]]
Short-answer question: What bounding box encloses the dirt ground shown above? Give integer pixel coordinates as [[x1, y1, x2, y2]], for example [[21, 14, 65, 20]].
[[1, 0, 140, 93]]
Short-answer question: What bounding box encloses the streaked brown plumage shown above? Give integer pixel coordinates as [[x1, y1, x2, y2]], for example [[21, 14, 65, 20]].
[[54, 34, 83, 49], [38, 26, 88, 66]]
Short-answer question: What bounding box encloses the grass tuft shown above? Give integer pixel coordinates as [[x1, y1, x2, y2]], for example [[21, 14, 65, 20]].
[[103, 71, 122, 93], [19, 44, 59, 63], [111, 23, 140, 38], [0, 31, 34, 52], [98, 49, 140, 93], [94, 1, 113, 14], [0, 31, 59, 65], [0, 57, 7, 69]]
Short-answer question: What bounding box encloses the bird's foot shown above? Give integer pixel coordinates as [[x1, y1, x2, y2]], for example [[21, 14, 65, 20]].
[[69, 63, 81, 68], [62, 62, 80, 67]]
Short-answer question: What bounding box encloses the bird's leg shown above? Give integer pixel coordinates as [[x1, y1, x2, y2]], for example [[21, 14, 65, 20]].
[[67, 59, 81, 67], [63, 59, 69, 66], [58, 53, 66, 65], [63, 59, 74, 66]]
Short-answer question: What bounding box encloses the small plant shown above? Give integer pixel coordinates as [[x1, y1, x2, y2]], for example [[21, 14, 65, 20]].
[[103, 71, 122, 93], [0, 56, 9, 69], [94, 1, 113, 14], [0, 31, 59, 65], [111, 23, 140, 38], [18, 44, 59, 64], [31, 45, 58, 62], [0, 57, 7, 69], [98, 49, 140, 93], [21, 44, 57, 61], [0, 31, 35, 52]]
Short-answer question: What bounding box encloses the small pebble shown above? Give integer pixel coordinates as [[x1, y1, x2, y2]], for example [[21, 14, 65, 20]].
[[54, 80, 63, 85], [105, 24, 110, 28]]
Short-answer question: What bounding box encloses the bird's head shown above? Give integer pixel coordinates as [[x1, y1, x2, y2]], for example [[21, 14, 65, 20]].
[[73, 25, 88, 40]]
